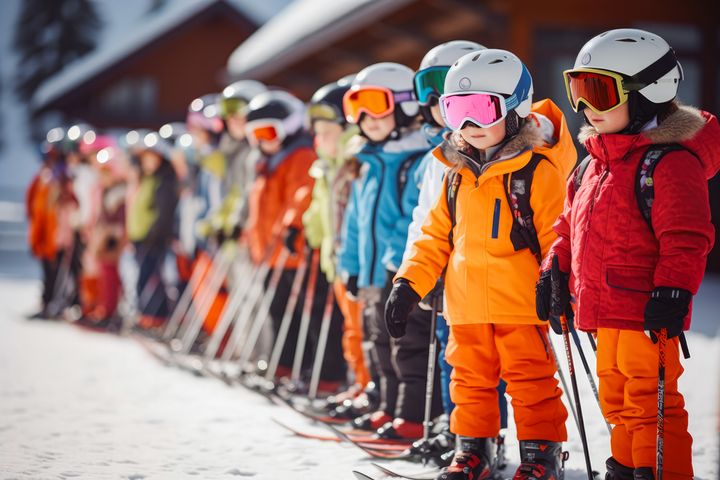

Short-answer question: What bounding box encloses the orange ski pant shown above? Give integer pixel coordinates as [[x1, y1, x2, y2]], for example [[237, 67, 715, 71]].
[[333, 280, 371, 387], [597, 328, 693, 479], [446, 323, 567, 440]]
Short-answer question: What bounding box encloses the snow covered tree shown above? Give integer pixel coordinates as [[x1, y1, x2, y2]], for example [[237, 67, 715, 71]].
[[13, 0, 102, 101]]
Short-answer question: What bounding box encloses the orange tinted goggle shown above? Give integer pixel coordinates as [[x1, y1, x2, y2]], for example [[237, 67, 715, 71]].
[[342, 86, 413, 124], [246, 119, 285, 145]]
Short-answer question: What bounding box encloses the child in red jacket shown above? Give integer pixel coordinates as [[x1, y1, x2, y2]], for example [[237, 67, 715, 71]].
[[538, 29, 719, 480]]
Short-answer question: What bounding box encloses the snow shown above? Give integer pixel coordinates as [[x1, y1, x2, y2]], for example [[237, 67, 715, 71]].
[[0, 262, 718, 478], [32, 0, 292, 111], [226, 0, 413, 79]]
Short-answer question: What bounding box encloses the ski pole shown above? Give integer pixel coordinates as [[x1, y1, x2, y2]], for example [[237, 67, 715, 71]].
[[421, 290, 440, 466], [308, 287, 335, 399], [201, 254, 254, 362], [291, 249, 321, 384], [657, 328, 667, 480], [552, 257, 593, 480], [546, 331, 579, 429], [163, 251, 213, 340], [236, 248, 291, 372], [567, 316, 612, 435], [587, 332, 598, 355], [177, 247, 233, 354], [265, 251, 309, 384]]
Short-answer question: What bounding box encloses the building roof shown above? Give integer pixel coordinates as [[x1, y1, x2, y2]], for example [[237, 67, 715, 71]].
[[227, 0, 414, 80], [32, 0, 289, 111]]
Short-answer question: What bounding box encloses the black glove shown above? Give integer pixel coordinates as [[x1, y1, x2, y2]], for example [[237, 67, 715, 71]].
[[384, 279, 421, 339], [644, 287, 691, 343], [535, 255, 572, 335], [284, 226, 300, 254], [346, 275, 359, 299]]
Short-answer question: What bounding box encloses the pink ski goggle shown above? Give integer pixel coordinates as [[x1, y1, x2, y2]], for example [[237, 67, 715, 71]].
[[439, 91, 508, 130]]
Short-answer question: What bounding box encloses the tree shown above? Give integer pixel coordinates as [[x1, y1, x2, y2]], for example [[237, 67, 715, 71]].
[[13, 0, 102, 101]]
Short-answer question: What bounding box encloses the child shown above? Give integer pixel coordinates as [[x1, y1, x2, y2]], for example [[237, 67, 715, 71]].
[[242, 90, 321, 380], [302, 77, 372, 401], [539, 28, 719, 480], [127, 132, 179, 331], [401, 40, 514, 465], [338, 62, 441, 439], [386, 49, 576, 479]]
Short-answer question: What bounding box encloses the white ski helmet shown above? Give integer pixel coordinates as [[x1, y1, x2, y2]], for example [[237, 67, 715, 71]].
[[419, 40, 487, 70], [444, 49, 534, 119], [222, 79, 267, 102], [245, 90, 306, 139], [572, 28, 682, 104], [353, 62, 419, 122]]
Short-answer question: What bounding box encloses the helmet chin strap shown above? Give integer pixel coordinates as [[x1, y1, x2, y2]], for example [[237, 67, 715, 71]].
[[621, 92, 671, 135]]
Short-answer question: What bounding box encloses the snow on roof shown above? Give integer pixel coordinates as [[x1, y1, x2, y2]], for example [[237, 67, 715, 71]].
[[32, 0, 289, 111], [227, 0, 414, 80]]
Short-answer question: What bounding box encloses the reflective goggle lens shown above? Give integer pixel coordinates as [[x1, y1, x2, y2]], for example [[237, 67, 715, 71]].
[[219, 97, 248, 118], [565, 70, 623, 113], [343, 87, 394, 123], [414, 66, 450, 106], [440, 93, 505, 130], [250, 124, 279, 143]]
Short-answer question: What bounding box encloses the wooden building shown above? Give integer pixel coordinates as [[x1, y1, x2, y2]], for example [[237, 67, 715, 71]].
[[31, 0, 270, 129]]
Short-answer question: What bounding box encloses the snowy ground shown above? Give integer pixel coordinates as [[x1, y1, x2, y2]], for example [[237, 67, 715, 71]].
[[0, 260, 718, 479]]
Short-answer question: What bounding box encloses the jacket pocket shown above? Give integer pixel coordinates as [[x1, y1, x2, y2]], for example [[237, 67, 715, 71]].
[[605, 264, 654, 293], [491, 198, 501, 239]]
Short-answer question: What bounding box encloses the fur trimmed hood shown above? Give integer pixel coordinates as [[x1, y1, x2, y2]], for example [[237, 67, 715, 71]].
[[580, 103, 720, 179]]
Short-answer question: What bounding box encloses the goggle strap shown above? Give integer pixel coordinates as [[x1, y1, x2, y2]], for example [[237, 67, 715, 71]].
[[627, 48, 680, 90], [393, 90, 415, 103]]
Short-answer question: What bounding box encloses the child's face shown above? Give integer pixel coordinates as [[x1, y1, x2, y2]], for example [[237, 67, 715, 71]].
[[259, 138, 282, 155], [430, 103, 445, 128], [459, 119, 506, 151], [226, 114, 247, 140], [584, 103, 630, 134], [359, 113, 396, 142], [313, 120, 344, 158], [140, 151, 162, 176]]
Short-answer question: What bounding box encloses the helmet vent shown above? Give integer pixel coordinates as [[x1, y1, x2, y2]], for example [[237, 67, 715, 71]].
[[488, 59, 503, 64], [471, 53, 482, 61], [616, 38, 638, 43]]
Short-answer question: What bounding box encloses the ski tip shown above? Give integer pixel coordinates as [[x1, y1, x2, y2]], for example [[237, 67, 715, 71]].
[[352, 471, 376, 480]]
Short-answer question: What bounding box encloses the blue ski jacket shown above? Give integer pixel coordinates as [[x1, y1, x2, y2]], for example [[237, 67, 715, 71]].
[[338, 129, 429, 288]]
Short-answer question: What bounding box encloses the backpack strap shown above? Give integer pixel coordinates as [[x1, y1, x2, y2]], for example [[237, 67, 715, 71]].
[[503, 153, 545, 265], [635, 143, 697, 232], [396, 151, 426, 216], [573, 155, 593, 193], [445, 170, 462, 249]]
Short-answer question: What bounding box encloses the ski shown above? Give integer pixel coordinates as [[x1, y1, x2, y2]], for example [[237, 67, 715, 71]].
[[353, 472, 377, 480], [372, 462, 441, 480]]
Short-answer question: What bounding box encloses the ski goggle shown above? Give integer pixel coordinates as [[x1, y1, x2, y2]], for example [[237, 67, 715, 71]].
[[307, 103, 343, 125], [342, 86, 414, 124], [245, 119, 285, 146], [439, 91, 509, 130], [413, 66, 450, 106], [218, 97, 249, 118], [563, 68, 632, 114]]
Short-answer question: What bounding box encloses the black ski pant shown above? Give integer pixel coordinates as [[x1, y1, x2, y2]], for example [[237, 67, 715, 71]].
[[364, 273, 443, 423], [269, 251, 347, 382], [41, 257, 58, 309], [135, 243, 170, 318]]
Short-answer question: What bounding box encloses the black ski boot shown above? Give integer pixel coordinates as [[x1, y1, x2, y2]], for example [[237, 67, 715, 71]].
[[409, 423, 455, 466], [632, 468, 654, 480], [495, 434, 507, 470], [512, 440, 566, 479], [437, 436, 496, 480], [605, 458, 634, 480]]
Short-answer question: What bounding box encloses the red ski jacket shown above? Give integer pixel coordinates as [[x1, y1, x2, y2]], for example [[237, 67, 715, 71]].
[[547, 104, 719, 332]]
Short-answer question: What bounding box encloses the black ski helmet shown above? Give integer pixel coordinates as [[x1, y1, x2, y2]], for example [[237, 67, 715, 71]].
[[308, 75, 355, 128]]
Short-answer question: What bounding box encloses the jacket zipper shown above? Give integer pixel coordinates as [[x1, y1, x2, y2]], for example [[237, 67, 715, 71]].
[[368, 156, 385, 286]]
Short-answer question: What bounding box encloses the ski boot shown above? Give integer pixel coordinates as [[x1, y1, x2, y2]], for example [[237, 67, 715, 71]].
[[632, 468, 654, 480], [352, 410, 393, 431], [605, 457, 634, 480], [512, 440, 567, 480], [409, 416, 455, 466], [437, 436, 496, 480], [330, 382, 379, 420], [376, 418, 423, 441], [495, 433, 507, 471]]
